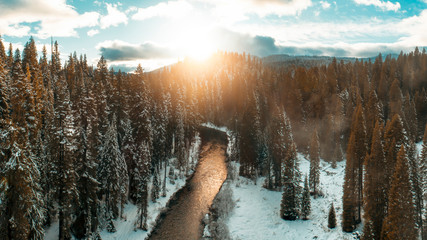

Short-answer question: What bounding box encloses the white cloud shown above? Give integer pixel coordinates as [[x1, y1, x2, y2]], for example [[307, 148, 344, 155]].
[[0, 0, 100, 38], [100, 3, 128, 29], [132, 0, 194, 21], [0, 0, 99, 38], [87, 29, 100, 37], [397, 9, 427, 46], [354, 0, 400, 12], [320, 1, 331, 9], [196, 0, 313, 20]]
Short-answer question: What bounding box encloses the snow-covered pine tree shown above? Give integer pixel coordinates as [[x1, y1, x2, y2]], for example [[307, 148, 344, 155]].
[[176, 89, 187, 175], [420, 124, 427, 240], [135, 141, 151, 231], [97, 116, 128, 232], [54, 73, 78, 240], [280, 111, 301, 220], [161, 92, 171, 197], [38, 46, 56, 227], [328, 203, 336, 229], [128, 64, 152, 201], [1, 140, 45, 240], [10, 49, 36, 144], [309, 129, 320, 197], [0, 38, 9, 151], [72, 78, 101, 239], [151, 167, 160, 203], [301, 176, 311, 220], [268, 104, 287, 188], [381, 146, 417, 240]]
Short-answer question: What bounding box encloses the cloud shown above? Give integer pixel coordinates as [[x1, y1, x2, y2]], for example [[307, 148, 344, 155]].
[[0, 0, 99, 38], [397, 9, 427, 46], [195, 0, 312, 20], [87, 29, 100, 37], [132, 0, 194, 21], [354, 0, 400, 12], [100, 3, 128, 29], [320, 1, 331, 9], [97, 40, 176, 61], [210, 28, 422, 58]]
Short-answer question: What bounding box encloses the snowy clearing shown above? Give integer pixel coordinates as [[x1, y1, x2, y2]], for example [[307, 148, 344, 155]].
[[227, 154, 360, 240]]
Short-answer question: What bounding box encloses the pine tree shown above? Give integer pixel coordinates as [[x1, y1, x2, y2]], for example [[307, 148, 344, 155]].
[[54, 74, 78, 240], [301, 176, 311, 220], [381, 146, 417, 240], [362, 121, 387, 240], [342, 104, 366, 231], [10, 49, 36, 144], [1, 136, 45, 239], [280, 179, 299, 221], [128, 64, 152, 201], [268, 104, 286, 188], [97, 117, 128, 232], [0, 41, 10, 152], [342, 133, 357, 232], [135, 141, 151, 231], [151, 167, 160, 203], [176, 94, 187, 174], [280, 114, 301, 221], [72, 81, 100, 239], [421, 124, 427, 240], [328, 203, 337, 229], [309, 129, 320, 197]]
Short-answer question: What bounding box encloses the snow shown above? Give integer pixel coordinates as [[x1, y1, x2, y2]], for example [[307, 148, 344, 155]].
[[227, 154, 359, 240], [201, 122, 229, 134], [416, 141, 423, 157], [99, 172, 187, 240], [45, 134, 202, 240]]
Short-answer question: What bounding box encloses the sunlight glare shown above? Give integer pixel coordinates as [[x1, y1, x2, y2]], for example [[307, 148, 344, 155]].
[[174, 16, 217, 61]]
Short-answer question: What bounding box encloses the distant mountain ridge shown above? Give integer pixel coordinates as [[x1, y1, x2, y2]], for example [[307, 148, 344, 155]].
[[262, 53, 399, 69]]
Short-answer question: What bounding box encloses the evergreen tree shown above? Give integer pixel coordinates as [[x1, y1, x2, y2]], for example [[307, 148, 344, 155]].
[[362, 121, 387, 240], [342, 103, 366, 232], [1, 140, 45, 240], [280, 178, 299, 221], [54, 74, 77, 240], [381, 146, 417, 240], [421, 124, 427, 240], [301, 176, 311, 220], [328, 203, 336, 229], [280, 115, 301, 221], [151, 167, 160, 203], [309, 129, 320, 197], [97, 117, 128, 232], [342, 133, 357, 232], [135, 141, 151, 231], [268, 104, 287, 188], [72, 82, 100, 239]]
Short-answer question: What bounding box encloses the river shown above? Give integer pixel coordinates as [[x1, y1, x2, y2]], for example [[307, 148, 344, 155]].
[[148, 129, 228, 240]]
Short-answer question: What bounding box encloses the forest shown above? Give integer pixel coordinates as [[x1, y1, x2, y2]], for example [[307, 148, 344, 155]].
[[1, 37, 427, 240]]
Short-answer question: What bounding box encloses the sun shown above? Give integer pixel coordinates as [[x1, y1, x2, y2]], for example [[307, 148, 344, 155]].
[[174, 16, 217, 61]]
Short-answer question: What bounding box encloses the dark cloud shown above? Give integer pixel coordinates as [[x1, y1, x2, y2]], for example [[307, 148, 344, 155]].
[[98, 41, 175, 61], [213, 28, 409, 58], [214, 29, 280, 57]]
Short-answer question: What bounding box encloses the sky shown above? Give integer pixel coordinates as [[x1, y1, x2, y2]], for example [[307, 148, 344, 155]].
[[0, 0, 426, 71]]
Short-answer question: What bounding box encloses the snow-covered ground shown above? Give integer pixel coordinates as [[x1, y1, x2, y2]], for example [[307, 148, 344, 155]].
[[46, 135, 201, 240], [227, 154, 359, 240]]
